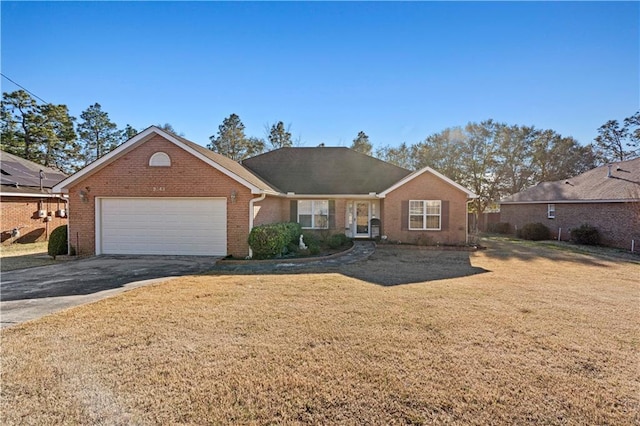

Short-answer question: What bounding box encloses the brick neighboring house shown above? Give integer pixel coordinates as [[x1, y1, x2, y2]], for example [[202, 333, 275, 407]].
[[500, 158, 640, 250], [53, 126, 477, 257], [1, 150, 68, 244]]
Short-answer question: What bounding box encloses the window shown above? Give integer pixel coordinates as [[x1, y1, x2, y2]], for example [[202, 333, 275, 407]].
[[548, 203, 556, 219], [409, 200, 441, 230], [149, 152, 171, 167], [298, 200, 329, 229]]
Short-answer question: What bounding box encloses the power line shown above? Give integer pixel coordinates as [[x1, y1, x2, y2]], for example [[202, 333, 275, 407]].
[[0, 73, 49, 104]]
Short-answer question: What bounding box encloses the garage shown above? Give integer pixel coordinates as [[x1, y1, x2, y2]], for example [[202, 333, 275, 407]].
[[97, 198, 227, 256]]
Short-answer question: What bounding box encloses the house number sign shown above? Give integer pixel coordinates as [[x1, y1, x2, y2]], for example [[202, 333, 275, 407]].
[[152, 186, 166, 192]]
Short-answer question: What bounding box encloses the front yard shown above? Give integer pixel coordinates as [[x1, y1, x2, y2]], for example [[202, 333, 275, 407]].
[[1, 239, 638, 424], [0, 242, 55, 272]]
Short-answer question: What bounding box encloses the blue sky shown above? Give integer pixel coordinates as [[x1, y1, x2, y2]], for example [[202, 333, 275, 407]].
[[1, 1, 638, 150]]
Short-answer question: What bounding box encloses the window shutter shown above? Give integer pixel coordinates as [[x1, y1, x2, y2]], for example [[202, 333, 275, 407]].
[[329, 200, 336, 229], [441, 201, 449, 230], [401, 201, 408, 230], [290, 200, 298, 222]]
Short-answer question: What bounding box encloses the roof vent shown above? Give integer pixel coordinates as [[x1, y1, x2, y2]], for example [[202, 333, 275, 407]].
[[607, 164, 612, 178]]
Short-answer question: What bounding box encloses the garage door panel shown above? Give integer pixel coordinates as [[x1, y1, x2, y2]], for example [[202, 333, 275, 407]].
[[99, 198, 227, 256]]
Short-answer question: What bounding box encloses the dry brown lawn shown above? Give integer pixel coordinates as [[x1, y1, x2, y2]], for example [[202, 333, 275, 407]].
[[0, 241, 55, 271], [1, 240, 639, 425]]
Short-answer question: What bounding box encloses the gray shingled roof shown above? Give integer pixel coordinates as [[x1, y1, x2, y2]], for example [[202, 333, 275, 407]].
[[501, 157, 640, 203], [170, 134, 278, 193], [1, 150, 67, 193], [242, 147, 412, 194]]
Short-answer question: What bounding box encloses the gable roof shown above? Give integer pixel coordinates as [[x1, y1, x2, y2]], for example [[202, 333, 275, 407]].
[[501, 157, 640, 204], [53, 127, 277, 194], [242, 147, 413, 194], [379, 166, 478, 198], [1, 150, 67, 196]]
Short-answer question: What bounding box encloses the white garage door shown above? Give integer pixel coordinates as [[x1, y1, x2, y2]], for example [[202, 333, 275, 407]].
[[99, 198, 227, 256]]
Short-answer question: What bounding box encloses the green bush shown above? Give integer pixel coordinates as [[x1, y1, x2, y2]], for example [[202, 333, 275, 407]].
[[301, 232, 320, 253], [327, 233, 351, 249], [48, 225, 68, 259], [248, 222, 302, 259], [518, 223, 550, 241], [487, 222, 511, 234], [570, 224, 600, 246]]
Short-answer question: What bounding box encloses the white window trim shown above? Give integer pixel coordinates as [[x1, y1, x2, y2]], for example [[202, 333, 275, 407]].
[[298, 200, 329, 229], [409, 200, 441, 231], [149, 151, 171, 167], [548, 203, 556, 219]]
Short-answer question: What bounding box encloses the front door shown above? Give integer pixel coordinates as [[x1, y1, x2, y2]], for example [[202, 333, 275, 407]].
[[355, 201, 370, 238]]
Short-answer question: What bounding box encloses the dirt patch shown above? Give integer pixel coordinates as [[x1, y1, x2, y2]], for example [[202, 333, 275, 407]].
[[340, 245, 487, 285]]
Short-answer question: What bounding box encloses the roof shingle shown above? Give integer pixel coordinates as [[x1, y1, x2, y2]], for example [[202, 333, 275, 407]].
[[501, 158, 640, 203], [242, 147, 412, 194]]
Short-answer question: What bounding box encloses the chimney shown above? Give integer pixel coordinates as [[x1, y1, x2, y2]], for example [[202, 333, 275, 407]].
[[607, 164, 612, 178]]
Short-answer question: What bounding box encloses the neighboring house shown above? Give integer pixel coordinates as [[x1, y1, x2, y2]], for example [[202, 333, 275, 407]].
[[500, 158, 640, 250], [1, 150, 68, 244], [52, 126, 477, 257]]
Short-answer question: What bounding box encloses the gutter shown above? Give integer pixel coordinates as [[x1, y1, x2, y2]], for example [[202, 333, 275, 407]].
[[247, 193, 267, 258], [283, 193, 382, 199], [0, 192, 67, 199], [500, 199, 639, 205]]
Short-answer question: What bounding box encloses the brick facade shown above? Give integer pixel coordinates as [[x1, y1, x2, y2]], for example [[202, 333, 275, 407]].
[[63, 131, 474, 257], [253, 196, 288, 226], [382, 171, 469, 245], [500, 202, 640, 250], [67, 135, 252, 257], [1, 196, 67, 244]]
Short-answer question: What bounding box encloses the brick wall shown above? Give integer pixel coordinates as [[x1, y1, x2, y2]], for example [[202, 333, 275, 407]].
[[382, 171, 469, 245], [253, 196, 288, 226], [1, 196, 68, 244], [68, 135, 253, 257], [254, 197, 349, 234], [500, 202, 640, 250]]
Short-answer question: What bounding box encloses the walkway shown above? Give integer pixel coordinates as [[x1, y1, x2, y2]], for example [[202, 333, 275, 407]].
[[212, 241, 376, 273]]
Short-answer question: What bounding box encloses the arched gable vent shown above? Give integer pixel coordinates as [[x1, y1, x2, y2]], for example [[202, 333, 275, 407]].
[[149, 152, 171, 167]]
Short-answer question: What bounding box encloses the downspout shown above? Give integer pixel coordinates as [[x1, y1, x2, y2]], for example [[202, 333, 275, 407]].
[[64, 195, 70, 255], [466, 200, 471, 244], [248, 193, 266, 258]]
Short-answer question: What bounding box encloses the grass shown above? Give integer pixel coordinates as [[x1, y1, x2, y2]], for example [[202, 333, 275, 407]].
[[482, 235, 640, 263], [1, 240, 639, 424], [0, 241, 55, 271]]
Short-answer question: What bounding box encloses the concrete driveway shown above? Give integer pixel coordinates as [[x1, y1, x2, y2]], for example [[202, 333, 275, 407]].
[[1, 255, 219, 328]]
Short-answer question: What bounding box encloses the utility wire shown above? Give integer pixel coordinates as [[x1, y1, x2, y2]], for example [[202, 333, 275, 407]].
[[0, 73, 49, 104]]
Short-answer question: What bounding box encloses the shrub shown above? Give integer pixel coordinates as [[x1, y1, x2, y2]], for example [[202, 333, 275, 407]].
[[301, 231, 320, 247], [48, 225, 68, 259], [248, 222, 301, 259], [328, 233, 351, 249], [518, 223, 550, 241], [487, 222, 511, 234], [570, 224, 600, 246]]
